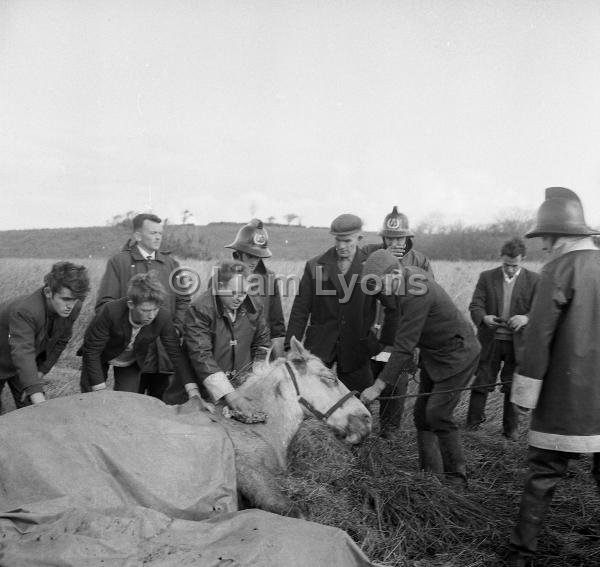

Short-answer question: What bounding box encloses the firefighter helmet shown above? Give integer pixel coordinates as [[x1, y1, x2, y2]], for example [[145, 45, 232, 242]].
[[379, 206, 414, 238], [225, 219, 272, 258], [526, 187, 600, 238]]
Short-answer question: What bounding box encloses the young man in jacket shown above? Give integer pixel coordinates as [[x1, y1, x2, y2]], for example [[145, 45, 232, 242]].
[[81, 272, 194, 395], [359, 250, 480, 487], [179, 260, 271, 419], [0, 262, 89, 412], [285, 214, 378, 393], [96, 213, 190, 399], [508, 188, 600, 566], [466, 237, 539, 440], [224, 219, 286, 358]]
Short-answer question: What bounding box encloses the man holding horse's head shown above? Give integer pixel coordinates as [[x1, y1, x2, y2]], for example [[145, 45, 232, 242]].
[[359, 249, 480, 488], [285, 213, 379, 394], [180, 260, 271, 419]]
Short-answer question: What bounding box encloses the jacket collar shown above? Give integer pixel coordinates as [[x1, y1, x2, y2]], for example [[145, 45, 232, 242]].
[[212, 292, 258, 318], [123, 240, 169, 262]]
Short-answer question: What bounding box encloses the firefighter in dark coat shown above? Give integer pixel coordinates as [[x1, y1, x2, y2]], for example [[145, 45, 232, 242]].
[[359, 250, 480, 487], [285, 214, 378, 393], [466, 237, 539, 440], [224, 219, 286, 358], [96, 213, 191, 399], [363, 206, 433, 438], [0, 262, 89, 411], [508, 187, 600, 566]]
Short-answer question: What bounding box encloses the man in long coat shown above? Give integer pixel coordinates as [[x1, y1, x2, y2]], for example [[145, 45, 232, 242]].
[[96, 213, 190, 399], [285, 214, 378, 393], [467, 237, 539, 439], [509, 187, 600, 566]]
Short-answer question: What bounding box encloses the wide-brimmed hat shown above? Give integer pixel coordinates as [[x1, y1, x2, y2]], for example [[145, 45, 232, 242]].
[[526, 187, 600, 238]]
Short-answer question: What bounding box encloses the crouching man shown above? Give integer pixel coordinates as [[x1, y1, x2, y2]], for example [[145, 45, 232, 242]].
[[359, 250, 480, 488], [0, 262, 90, 412], [81, 272, 197, 399], [177, 260, 271, 420]]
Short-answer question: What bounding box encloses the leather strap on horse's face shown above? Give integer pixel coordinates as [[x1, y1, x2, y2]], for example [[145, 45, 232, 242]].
[[284, 362, 357, 421]]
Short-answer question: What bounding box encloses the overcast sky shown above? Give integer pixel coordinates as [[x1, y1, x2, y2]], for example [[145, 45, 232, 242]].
[[2, 0, 600, 232]]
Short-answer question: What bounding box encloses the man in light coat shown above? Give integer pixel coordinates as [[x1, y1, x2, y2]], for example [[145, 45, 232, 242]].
[[508, 187, 600, 566]]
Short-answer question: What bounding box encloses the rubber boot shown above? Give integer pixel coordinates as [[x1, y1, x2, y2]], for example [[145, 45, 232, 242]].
[[437, 430, 468, 488], [510, 447, 566, 558], [416, 430, 443, 474], [503, 393, 519, 441], [466, 391, 488, 430]]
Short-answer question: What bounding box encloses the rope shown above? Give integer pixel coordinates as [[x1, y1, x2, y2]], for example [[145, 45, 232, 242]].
[[378, 380, 513, 400]]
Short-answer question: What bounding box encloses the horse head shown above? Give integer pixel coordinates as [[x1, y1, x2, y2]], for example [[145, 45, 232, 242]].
[[282, 337, 372, 444]]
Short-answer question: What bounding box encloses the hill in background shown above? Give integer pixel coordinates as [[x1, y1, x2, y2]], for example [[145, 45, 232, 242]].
[[0, 221, 545, 261]]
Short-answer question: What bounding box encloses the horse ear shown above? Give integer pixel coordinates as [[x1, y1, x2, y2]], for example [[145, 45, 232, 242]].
[[289, 336, 306, 358]]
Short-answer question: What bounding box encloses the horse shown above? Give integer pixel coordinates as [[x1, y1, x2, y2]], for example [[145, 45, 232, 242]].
[[191, 336, 373, 517]]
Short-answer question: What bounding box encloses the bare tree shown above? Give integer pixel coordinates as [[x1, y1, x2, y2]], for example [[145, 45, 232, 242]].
[[284, 213, 298, 226]]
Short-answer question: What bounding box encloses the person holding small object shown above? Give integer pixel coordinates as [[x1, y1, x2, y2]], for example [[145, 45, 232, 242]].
[[466, 237, 539, 440], [81, 272, 202, 407], [181, 260, 271, 419], [0, 261, 90, 412], [359, 250, 479, 487]]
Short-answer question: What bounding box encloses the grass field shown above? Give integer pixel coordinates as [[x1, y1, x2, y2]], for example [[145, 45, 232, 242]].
[[2, 256, 597, 567]]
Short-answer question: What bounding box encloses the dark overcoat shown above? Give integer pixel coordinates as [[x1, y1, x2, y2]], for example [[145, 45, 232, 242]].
[[0, 288, 81, 398], [468, 266, 539, 361], [285, 247, 378, 373], [512, 250, 600, 452], [95, 241, 191, 373]]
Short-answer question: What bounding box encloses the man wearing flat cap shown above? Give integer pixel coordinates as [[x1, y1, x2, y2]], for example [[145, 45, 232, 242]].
[[508, 187, 600, 566], [285, 213, 378, 392], [359, 249, 480, 488]]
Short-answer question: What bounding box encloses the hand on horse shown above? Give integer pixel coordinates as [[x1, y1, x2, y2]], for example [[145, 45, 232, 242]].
[[188, 393, 215, 414], [224, 391, 257, 420], [360, 378, 387, 407]]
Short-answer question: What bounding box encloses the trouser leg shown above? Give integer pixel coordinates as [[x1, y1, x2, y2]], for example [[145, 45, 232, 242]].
[[113, 364, 142, 393], [6, 375, 31, 409], [139, 373, 170, 399], [466, 352, 499, 428], [417, 360, 477, 486], [380, 372, 409, 434], [510, 447, 570, 557], [500, 342, 518, 439], [466, 390, 488, 429], [592, 453, 600, 495], [503, 390, 519, 440], [337, 362, 373, 394]]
